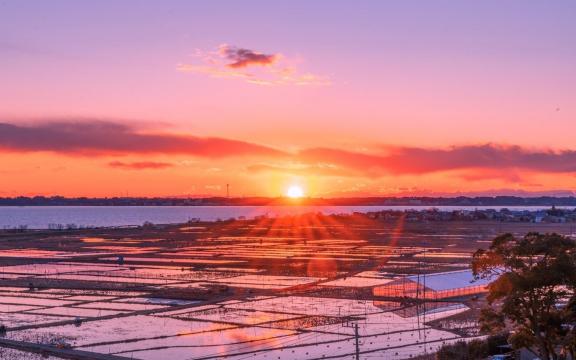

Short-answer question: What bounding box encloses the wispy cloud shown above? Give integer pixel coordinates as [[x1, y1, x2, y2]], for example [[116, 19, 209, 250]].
[[0, 40, 36, 55], [108, 161, 173, 170], [247, 162, 353, 177], [177, 44, 331, 86], [0, 121, 284, 158]]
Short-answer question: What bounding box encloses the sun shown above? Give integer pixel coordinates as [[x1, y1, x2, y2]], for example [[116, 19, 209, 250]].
[[286, 185, 304, 199]]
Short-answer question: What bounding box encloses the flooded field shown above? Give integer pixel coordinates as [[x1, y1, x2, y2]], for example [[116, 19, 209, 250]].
[[1, 213, 573, 359]]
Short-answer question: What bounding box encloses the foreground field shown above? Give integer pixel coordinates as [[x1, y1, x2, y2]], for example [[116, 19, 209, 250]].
[[1, 213, 574, 359]]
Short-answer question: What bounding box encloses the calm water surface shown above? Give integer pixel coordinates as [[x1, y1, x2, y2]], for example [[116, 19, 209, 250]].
[[0, 205, 565, 229]]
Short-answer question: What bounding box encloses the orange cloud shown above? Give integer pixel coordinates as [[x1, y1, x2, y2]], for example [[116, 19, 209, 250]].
[[456, 168, 524, 183], [108, 161, 173, 170], [247, 163, 353, 177], [177, 44, 331, 86]]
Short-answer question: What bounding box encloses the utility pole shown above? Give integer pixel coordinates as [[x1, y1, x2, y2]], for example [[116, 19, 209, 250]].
[[343, 319, 361, 360], [423, 247, 427, 355], [354, 323, 360, 360], [226, 184, 230, 199]]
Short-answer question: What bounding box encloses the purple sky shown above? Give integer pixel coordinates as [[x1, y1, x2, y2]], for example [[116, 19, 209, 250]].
[[1, 1, 575, 196]]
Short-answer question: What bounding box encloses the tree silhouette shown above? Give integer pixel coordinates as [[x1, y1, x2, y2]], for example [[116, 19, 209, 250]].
[[472, 232, 576, 359]]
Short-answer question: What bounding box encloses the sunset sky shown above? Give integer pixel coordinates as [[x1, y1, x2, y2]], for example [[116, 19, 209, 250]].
[[1, 1, 575, 197]]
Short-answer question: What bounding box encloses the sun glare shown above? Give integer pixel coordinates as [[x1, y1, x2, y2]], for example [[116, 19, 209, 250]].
[[286, 185, 304, 199]]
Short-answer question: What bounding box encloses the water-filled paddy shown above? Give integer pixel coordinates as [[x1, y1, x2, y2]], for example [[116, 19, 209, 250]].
[[3, 213, 564, 358]]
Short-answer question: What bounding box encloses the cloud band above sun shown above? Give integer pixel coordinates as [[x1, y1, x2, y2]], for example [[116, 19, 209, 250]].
[[2, 120, 576, 183], [177, 44, 331, 86]]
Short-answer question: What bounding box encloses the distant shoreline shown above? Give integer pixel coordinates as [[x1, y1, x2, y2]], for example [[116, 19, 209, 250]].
[[2, 204, 574, 230], [2, 206, 576, 232], [1, 195, 576, 207]]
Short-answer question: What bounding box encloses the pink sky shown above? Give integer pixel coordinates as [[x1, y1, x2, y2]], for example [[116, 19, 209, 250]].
[[1, 1, 575, 197]]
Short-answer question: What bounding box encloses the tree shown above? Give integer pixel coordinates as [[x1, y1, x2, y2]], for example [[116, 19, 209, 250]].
[[435, 334, 509, 360], [436, 339, 486, 360], [472, 232, 576, 359]]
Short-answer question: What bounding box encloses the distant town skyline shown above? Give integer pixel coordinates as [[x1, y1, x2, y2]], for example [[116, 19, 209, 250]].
[[1, 1, 575, 197]]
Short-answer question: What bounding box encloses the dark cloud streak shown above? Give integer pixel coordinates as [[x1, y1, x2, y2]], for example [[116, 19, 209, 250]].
[[299, 145, 576, 175], [0, 121, 284, 158], [220, 45, 277, 68]]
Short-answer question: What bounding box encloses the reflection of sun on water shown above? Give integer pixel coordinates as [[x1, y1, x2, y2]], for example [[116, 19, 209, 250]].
[[286, 185, 304, 199]]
